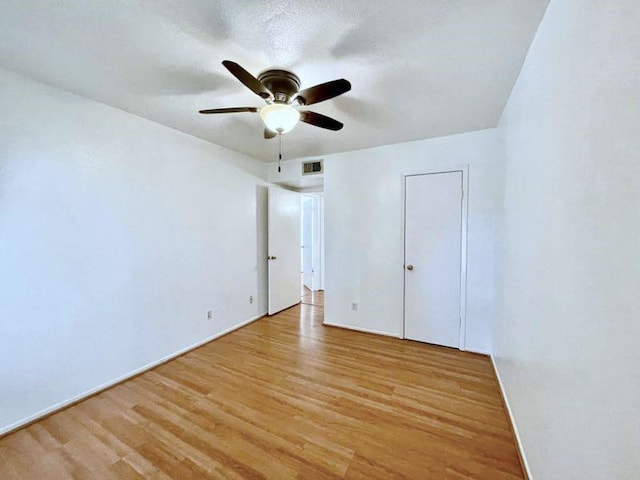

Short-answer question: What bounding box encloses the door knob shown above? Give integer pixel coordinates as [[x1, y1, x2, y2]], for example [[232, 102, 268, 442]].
[[406, 264, 414, 271], [268, 255, 277, 260]]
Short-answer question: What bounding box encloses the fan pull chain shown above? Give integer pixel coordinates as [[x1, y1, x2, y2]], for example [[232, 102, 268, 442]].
[[278, 133, 282, 172]]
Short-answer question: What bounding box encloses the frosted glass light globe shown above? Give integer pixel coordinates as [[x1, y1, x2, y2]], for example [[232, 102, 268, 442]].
[[260, 104, 300, 134]]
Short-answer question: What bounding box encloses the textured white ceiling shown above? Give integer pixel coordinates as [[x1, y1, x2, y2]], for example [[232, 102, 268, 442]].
[[0, 0, 549, 161]]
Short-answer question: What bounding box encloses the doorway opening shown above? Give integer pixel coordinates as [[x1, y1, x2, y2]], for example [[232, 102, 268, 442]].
[[301, 193, 324, 307]]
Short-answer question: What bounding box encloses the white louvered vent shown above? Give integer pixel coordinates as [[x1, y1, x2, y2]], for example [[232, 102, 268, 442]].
[[302, 159, 323, 175]]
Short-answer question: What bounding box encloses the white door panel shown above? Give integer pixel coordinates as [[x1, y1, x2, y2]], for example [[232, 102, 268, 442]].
[[404, 172, 462, 348], [268, 187, 301, 315], [302, 196, 314, 290]]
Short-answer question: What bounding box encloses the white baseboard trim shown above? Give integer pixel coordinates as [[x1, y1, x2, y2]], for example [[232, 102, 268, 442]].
[[322, 320, 401, 338], [491, 355, 532, 479], [0, 313, 266, 437]]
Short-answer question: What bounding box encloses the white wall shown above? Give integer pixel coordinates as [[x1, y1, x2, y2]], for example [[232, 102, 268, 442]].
[[323, 129, 503, 353], [267, 157, 325, 193], [0, 68, 269, 434], [494, 1, 640, 478]]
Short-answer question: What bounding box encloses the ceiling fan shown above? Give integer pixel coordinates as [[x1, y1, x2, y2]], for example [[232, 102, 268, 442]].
[[199, 60, 351, 138]]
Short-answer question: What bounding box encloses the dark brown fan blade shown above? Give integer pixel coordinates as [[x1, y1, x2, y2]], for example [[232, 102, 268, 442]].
[[295, 79, 351, 106], [264, 128, 277, 139], [222, 60, 273, 100], [300, 111, 344, 131], [199, 107, 258, 114]]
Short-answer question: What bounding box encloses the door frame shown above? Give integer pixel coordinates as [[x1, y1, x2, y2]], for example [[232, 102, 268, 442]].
[[401, 165, 469, 351], [301, 194, 315, 291], [300, 193, 324, 292]]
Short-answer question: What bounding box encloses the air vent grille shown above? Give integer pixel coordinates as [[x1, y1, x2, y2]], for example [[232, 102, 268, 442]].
[[302, 160, 323, 175]]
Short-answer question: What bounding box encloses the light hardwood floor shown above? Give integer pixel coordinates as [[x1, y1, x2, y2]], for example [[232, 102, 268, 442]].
[[0, 303, 523, 479]]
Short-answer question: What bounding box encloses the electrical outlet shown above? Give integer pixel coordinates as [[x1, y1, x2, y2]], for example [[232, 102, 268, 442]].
[[249, 295, 254, 304], [352, 302, 358, 312], [207, 310, 213, 320]]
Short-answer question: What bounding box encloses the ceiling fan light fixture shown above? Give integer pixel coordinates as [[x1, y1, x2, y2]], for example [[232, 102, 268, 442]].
[[260, 103, 300, 134]]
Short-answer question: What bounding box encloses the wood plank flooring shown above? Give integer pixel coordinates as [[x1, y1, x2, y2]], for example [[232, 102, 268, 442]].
[[0, 303, 523, 479]]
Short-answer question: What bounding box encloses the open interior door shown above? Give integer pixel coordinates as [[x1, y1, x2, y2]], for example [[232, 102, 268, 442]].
[[268, 187, 302, 315], [302, 196, 314, 290]]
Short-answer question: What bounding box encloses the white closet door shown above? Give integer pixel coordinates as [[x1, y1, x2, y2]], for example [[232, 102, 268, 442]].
[[404, 171, 463, 348]]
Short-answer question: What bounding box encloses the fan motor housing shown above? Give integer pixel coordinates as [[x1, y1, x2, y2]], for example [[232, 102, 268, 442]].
[[258, 69, 300, 103]]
